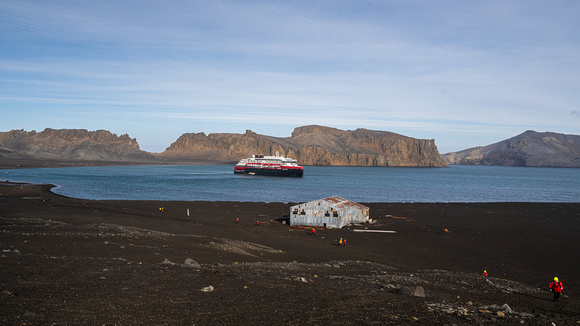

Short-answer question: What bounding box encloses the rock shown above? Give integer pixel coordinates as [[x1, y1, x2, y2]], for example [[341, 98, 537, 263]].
[[500, 303, 512, 314], [161, 258, 176, 265], [200, 285, 214, 292], [183, 258, 201, 269], [497, 311, 505, 318], [399, 286, 426, 297], [2, 290, 16, 296]]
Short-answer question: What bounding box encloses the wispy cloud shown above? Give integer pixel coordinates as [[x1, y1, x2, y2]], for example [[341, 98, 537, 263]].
[[1, 0, 579, 153]]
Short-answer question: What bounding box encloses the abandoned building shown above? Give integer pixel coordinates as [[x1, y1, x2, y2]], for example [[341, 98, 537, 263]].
[[289, 196, 370, 229]]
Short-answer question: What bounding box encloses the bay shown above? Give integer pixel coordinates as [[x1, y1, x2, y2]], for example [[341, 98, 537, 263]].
[[3, 165, 579, 203]]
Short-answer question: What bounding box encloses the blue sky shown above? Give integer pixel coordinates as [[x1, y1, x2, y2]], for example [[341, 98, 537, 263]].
[[1, 0, 579, 153]]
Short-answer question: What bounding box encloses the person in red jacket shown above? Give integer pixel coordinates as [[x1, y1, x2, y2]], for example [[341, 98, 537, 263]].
[[549, 277, 563, 302]]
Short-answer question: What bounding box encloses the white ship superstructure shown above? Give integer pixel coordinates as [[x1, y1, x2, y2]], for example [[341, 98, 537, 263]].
[[234, 152, 304, 177]]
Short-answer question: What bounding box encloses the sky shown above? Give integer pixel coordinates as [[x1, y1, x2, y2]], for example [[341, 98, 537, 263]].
[[1, 0, 579, 154]]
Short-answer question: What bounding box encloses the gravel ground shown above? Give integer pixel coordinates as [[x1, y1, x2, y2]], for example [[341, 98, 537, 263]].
[[1, 182, 579, 325]]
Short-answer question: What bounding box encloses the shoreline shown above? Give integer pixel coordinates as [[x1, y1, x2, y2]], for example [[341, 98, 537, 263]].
[[1, 181, 579, 324]]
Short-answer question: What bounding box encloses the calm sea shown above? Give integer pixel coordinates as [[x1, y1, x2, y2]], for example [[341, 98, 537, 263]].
[[3, 165, 579, 203]]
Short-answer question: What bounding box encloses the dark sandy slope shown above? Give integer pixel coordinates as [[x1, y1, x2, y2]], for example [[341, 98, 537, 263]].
[[1, 182, 579, 325]]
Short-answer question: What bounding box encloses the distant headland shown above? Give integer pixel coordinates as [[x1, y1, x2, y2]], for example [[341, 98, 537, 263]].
[[442, 130, 580, 168]]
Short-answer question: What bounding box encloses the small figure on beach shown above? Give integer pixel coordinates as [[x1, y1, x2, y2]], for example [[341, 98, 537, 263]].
[[339, 238, 343, 246], [159, 207, 164, 213], [549, 277, 563, 302], [236, 218, 239, 223], [483, 270, 488, 277], [311, 228, 316, 236], [256, 220, 260, 226], [342, 239, 346, 246]]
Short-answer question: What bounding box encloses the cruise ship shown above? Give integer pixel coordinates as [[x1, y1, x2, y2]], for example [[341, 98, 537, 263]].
[[234, 153, 304, 177]]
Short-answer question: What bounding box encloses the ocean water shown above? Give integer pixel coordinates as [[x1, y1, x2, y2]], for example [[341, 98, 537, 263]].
[[3, 165, 579, 203]]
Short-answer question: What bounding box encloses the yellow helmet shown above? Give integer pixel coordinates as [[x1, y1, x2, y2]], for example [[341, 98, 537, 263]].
[[554, 277, 559, 281]]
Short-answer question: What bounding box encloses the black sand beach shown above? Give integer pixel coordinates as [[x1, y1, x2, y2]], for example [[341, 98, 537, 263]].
[[1, 181, 579, 325]]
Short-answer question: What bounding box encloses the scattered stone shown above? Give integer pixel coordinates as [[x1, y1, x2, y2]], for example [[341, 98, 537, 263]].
[[200, 285, 214, 292], [293, 277, 309, 283], [161, 258, 176, 265], [497, 311, 505, 318], [2, 290, 16, 296], [183, 258, 201, 269]]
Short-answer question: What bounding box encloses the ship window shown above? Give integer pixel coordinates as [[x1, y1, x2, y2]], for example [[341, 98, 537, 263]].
[[333, 212, 338, 217], [300, 210, 306, 215], [324, 211, 330, 217]]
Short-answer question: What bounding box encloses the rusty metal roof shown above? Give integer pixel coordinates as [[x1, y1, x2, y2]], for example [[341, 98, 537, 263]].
[[320, 196, 369, 211]]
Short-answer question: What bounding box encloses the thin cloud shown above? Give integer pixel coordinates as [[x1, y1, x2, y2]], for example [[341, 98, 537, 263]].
[[1, 0, 579, 152]]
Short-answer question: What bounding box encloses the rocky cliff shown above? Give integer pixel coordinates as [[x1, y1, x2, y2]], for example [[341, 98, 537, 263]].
[[0, 128, 158, 163], [161, 125, 448, 167], [0, 126, 448, 167], [442, 130, 580, 167]]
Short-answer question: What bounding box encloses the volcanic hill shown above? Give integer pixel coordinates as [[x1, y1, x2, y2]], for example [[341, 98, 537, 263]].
[[443, 130, 580, 167]]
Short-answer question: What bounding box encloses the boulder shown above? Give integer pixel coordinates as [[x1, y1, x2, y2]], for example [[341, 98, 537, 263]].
[[399, 286, 426, 297]]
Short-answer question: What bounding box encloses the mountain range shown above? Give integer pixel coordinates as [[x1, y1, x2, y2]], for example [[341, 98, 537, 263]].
[[2, 127, 578, 169], [0, 126, 447, 168]]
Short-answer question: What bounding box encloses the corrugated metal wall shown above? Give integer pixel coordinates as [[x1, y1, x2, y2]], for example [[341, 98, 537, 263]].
[[289, 196, 369, 229]]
